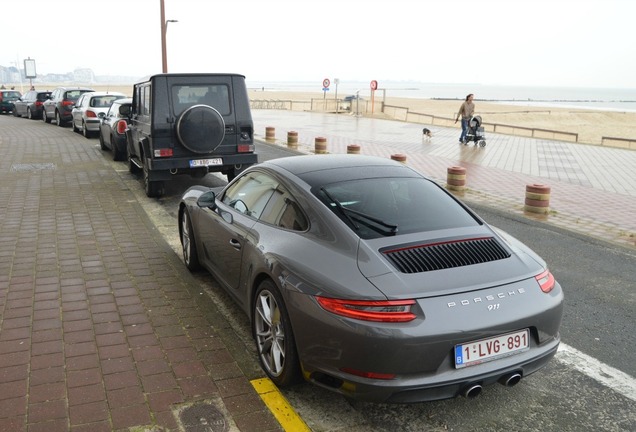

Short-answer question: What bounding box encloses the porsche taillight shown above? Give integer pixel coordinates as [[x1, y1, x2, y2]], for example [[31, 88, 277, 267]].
[[535, 270, 555, 293], [316, 297, 416, 322]]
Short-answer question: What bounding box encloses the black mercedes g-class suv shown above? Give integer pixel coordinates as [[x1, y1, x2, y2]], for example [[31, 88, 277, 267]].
[[126, 73, 257, 197]]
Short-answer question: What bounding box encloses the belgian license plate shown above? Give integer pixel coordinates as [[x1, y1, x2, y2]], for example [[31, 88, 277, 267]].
[[189, 158, 222, 168], [455, 329, 529, 369]]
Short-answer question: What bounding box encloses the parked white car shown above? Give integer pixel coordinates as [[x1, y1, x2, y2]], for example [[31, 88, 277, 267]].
[[71, 91, 126, 138]]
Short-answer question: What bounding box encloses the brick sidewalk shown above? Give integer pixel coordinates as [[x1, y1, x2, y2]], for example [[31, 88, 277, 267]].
[[0, 117, 279, 431]]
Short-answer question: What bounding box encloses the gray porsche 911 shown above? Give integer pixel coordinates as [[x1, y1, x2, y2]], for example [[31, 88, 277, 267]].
[[178, 154, 564, 403]]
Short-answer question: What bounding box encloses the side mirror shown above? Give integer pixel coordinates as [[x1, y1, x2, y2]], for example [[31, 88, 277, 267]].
[[119, 105, 131, 116], [98, 112, 106, 119], [196, 190, 217, 210]]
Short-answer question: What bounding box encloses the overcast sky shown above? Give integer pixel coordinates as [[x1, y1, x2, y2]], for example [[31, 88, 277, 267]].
[[3, 0, 635, 89]]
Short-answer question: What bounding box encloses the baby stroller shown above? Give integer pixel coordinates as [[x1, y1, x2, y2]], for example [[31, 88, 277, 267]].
[[464, 115, 486, 147]]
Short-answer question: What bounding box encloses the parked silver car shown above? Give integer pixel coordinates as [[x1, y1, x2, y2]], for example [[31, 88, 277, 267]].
[[178, 154, 564, 403], [71, 91, 126, 138]]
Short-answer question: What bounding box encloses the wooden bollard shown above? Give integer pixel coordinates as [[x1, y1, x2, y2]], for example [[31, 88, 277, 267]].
[[287, 131, 298, 147], [446, 166, 467, 191], [391, 154, 407, 163], [265, 126, 275, 141], [347, 144, 361, 154], [315, 137, 327, 154], [524, 184, 551, 214]]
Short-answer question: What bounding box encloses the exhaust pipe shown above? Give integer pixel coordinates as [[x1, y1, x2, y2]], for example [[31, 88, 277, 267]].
[[499, 372, 522, 387], [461, 383, 483, 398]]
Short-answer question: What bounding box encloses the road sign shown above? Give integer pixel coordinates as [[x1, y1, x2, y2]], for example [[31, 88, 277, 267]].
[[323, 78, 331, 88], [370, 80, 378, 90]]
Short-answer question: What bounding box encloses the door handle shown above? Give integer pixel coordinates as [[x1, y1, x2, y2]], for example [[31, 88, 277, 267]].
[[229, 239, 241, 250]]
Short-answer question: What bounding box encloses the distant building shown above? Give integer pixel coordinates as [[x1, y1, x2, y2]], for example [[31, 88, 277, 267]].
[[73, 68, 96, 83]]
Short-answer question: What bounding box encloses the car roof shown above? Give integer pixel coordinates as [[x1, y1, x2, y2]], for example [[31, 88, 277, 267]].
[[84, 91, 126, 98], [55, 86, 95, 90], [262, 154, 423, 188]]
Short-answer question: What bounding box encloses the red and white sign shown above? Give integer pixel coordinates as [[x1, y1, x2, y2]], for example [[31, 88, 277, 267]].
[[323, 78, 331, 88], [370, 80, 378, 90]]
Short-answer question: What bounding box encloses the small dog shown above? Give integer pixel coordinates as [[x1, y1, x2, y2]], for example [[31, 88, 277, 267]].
[[422, 128, 433, 141]]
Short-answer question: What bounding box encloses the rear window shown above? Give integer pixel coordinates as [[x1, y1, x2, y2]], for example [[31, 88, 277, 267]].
[[2, 91, 21, 100], [171, 84, 230, 116], [64, 90, 92, 101], [37, 93, 51, 101], [316, 177, 480, 239], [90, 95, 124, 108]]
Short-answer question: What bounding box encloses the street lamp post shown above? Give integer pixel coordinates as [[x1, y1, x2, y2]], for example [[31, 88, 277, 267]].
[[160, 0, 178, 73]]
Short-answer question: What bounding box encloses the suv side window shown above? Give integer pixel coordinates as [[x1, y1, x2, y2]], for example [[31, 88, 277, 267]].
[[142, 85, 151, 116]]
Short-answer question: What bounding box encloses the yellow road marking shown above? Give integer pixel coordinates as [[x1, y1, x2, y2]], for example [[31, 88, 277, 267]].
[[250, 378, 311, 431]]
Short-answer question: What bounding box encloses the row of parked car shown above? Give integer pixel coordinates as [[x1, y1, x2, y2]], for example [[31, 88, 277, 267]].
[[5, 74, 258, 199], [5, 86, 133, 162]]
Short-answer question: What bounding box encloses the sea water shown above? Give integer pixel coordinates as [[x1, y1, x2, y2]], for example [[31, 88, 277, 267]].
[[246, 80, 636, 112]]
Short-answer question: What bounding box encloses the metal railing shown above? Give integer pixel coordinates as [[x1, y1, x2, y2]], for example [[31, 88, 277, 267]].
[[383, 104, 579, 143], [251, 99, 636, 149]]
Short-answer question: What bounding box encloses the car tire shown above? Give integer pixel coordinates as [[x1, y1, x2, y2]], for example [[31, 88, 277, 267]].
[[112, 135, 126, 161], [226, 165, 248, 183], [55, 110, 64, 127], [27, 108, 33, 120], [72, 120, 79, 133], [180, 209, 201, 271], [99, 131, 108, 150], [176, 105, 225, 153], [43, 110, 51, 123], [82, 122, 90, 138], [252, 279, 302, 388], [143, 159, 163, 198]]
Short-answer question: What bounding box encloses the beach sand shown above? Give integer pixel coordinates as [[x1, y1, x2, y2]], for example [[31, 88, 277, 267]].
[[247, 90, 636, 146], [31, 84, 633, 146]]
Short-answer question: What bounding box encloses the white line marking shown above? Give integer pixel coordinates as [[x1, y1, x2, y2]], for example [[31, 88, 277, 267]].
[[556, 343, 636, 402]]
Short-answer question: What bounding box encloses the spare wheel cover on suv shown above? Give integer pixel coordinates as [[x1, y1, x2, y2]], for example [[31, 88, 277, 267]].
[[176, 104, 225, 153]]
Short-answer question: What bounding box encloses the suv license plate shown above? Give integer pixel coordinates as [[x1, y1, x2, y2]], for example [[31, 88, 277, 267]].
[[455, 329, 529, 369], [190, 158, 222, 168]]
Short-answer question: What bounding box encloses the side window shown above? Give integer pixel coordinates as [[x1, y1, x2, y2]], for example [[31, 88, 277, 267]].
[[221, 171, 279, 220], [141, 85, 151, 116], [106, 103, 116, 117], [260, 187, 309, 231]]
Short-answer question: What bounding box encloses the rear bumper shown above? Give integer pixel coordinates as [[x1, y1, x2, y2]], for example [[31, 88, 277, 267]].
[[145, 153, 258, 180], [304, 336, 560, 403], [85, 119, 101, 131]]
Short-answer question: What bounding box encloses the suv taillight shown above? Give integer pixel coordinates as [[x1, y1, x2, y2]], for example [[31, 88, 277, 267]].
[[62, 100, 74, 107], [116, 120, 127, 134], [35, 101, 43, 107]]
